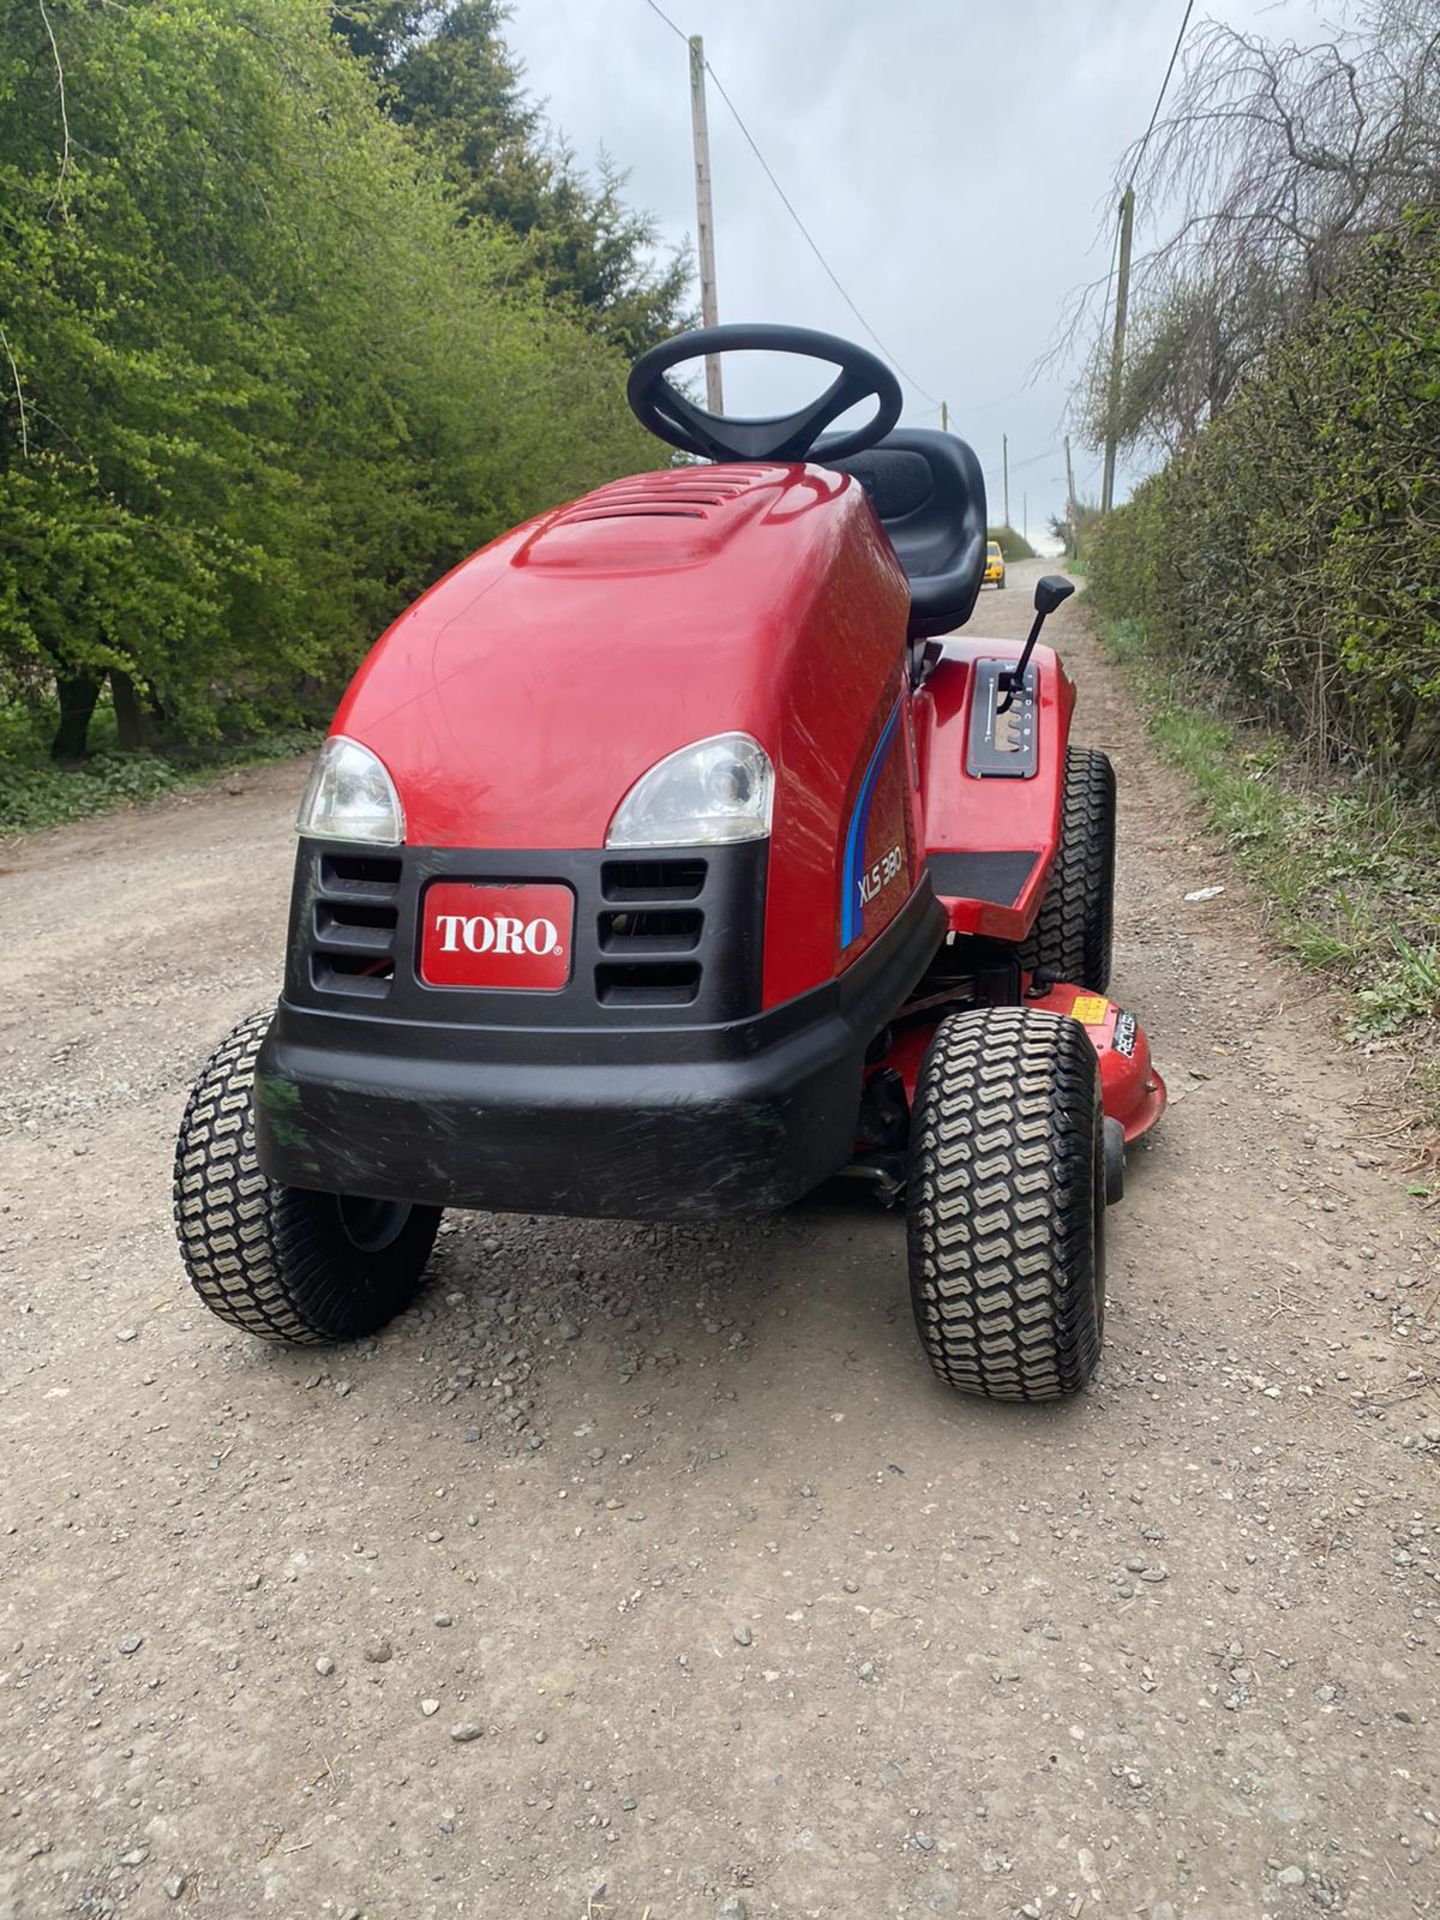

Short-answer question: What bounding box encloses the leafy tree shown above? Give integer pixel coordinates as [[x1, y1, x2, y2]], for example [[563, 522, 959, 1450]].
[[1048, 500, 1101, 561], [0, 0, 656, 760], [1077, 264, 1288, 461], [335, 0, 694, 357], [986, 525, 1036, 562]]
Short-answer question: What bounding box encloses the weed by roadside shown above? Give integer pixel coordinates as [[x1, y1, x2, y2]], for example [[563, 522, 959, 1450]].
[[1100, 616, 1440, 1144]]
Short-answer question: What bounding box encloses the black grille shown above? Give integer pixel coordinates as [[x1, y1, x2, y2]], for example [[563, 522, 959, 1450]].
[[596, 961, 702, 1007], [289, 842, 765, 1025], [600, 859, 707, 902], [596, 859, 709, 1006], [310, 853, 401, 999], [599, 908, 703, 954]]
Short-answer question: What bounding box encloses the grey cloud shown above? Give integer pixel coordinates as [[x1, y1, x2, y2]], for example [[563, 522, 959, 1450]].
[[508, 0, 1327, 536]]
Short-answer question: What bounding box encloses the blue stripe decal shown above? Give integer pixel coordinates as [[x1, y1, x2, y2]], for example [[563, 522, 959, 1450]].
[[841, 697, 904, 948]]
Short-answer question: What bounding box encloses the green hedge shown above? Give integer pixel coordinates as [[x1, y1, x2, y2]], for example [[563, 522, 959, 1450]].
[[0, 0, 656, 759], [1088, 210, 1440, 778]]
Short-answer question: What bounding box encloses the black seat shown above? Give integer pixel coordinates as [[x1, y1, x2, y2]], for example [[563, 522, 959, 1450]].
[[820, 429, 987, 639]]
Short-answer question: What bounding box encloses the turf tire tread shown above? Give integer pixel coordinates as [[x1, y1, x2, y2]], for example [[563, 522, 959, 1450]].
[[173, 1008, 439, 1345], [1019, 745, 1116, 993], [907, 1006, 1104, 1402]]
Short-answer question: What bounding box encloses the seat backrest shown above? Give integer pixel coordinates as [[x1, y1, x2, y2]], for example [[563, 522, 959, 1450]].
[[820, 428, 987, 639]]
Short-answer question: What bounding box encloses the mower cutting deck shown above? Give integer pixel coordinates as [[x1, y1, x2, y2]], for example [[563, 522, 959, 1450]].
[[174, 323, 1164, 1402]]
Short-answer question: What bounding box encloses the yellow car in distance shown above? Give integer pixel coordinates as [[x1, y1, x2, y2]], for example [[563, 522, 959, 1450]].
[[984, 539, 1006, 588]]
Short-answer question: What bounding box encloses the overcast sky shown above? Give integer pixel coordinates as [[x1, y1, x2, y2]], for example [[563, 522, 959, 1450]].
[[506, 0, 1328, 539]]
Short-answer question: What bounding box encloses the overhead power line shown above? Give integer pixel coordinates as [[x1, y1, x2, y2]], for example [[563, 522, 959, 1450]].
[[643, 0, 688, 41], [698, 66, 943, 408], [1103, 0, 1193, 511], [1132, 0, 1194, 183], [1009, 443, 1059, 474], [641, 0, 943, 410]]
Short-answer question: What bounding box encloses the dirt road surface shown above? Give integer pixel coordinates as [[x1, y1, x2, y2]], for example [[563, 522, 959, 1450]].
[[3, 562, 1438, 1920]]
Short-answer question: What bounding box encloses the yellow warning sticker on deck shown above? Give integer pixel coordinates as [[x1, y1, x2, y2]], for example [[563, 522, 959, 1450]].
[[1069, 994, 1110, 1027]]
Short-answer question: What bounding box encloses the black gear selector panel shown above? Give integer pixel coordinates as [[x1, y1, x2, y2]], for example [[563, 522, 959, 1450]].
[[966, 659, 1038, 778]]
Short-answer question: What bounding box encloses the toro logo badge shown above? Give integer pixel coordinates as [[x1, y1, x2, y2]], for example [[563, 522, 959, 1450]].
[[421, 881, 574, 991]]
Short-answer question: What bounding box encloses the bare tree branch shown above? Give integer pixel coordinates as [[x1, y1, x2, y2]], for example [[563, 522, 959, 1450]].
[[37, 0, 72, 220], [1056, 0, 1440, 456], [0, 325, 29, 458]]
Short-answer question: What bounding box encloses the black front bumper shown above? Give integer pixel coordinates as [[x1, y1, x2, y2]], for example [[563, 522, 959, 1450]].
[[254, 853, 943, 1221]]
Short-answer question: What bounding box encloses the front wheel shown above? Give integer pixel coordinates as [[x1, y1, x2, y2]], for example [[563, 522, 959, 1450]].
[[173, 1009, 441, 1345], [907, 1006, 1105, 1401]]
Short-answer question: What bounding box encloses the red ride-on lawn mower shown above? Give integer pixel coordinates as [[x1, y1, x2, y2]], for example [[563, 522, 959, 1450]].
[[174, 325, 1164, 1402]]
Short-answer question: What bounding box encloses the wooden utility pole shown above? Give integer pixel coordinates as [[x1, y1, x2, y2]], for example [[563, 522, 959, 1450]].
[[940, 401, 948, 432], [1002, 433, 1010, 528], [688, 35, 723, 413], [1101, 185, 1135, 514], [1064, 434, 1078, 559]]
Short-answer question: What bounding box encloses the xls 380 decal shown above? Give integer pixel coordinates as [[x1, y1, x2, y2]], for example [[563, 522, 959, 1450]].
[[859, 845, 904, 906]]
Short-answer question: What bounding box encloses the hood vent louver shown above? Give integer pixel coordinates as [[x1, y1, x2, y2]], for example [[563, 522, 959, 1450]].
[[520, 466, 784, 570], [544, 469, 773, 529]]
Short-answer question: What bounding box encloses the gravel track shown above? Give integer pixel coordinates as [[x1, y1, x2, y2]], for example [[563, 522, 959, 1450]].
[[2, 562, 1437, 1919]]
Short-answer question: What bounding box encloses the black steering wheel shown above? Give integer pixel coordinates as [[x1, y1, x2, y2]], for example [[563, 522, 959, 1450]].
[[626, 323, 903, 464]]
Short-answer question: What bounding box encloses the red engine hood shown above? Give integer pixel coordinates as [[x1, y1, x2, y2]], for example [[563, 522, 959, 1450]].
[[333, 463, 909, 853]]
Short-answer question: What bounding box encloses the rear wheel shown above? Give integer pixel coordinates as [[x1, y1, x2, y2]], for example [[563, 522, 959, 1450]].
[[1019, 744, 1115, 992], [173, 1009, 441, 1345], [907, 1006, 1105, 1401]]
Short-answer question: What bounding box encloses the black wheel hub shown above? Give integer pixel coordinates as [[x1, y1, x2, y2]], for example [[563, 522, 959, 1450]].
[[335, 1194, 413, 1253]]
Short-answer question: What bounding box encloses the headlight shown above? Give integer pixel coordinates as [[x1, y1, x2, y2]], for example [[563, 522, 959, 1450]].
[[295, 736, 405, 845], [606, 732, 774, 848]]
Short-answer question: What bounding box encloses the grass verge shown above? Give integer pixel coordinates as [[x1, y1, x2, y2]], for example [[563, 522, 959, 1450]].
[[1099, 616, 1440, 1154], [0, 727, 321, 836]]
